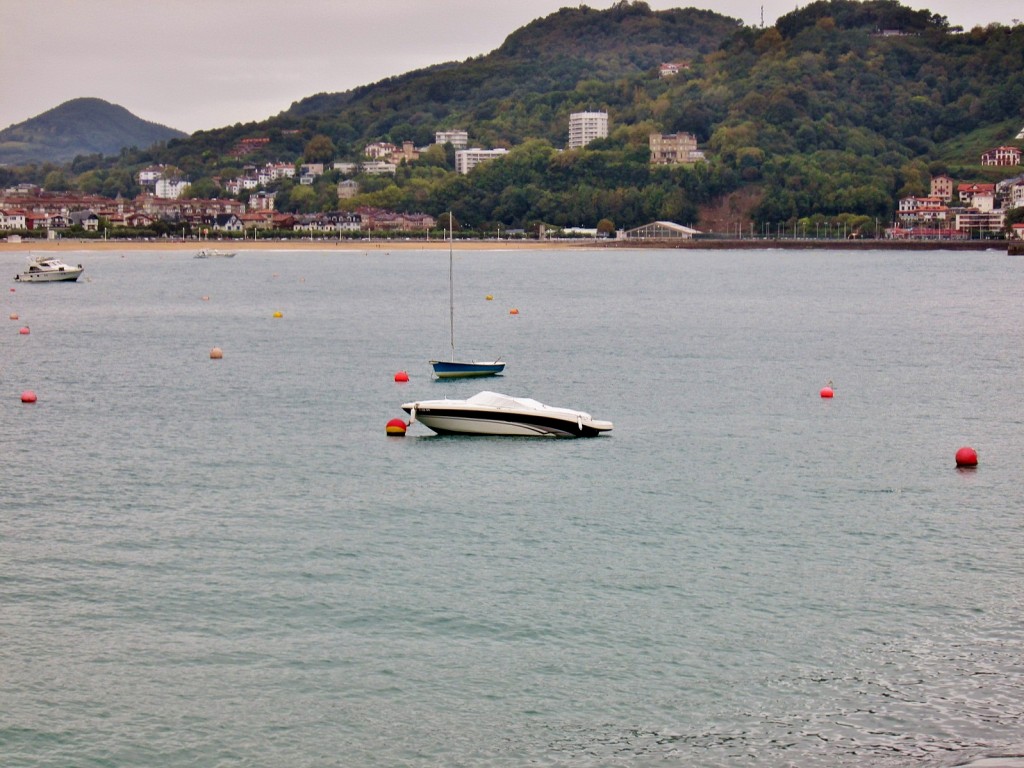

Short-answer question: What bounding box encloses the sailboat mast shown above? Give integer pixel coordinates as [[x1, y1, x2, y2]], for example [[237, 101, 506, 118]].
[[448, 213, 455, 360]]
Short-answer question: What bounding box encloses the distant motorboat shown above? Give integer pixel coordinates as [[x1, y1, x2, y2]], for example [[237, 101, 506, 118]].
[[402, 391, 613, 437], [14, 254, 84, 282], [194, 249, 236, 259]]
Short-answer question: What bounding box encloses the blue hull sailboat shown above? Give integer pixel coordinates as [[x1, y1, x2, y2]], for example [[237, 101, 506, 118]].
[[430, 214, 504, 379], [430, 360, 505, 378]]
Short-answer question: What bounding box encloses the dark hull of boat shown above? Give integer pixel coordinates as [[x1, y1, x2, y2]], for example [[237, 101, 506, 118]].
[[430, 361, 505, 379]]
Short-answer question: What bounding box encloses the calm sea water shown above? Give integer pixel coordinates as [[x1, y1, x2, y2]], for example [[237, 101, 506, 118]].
[[2, 246, 1023, 768]]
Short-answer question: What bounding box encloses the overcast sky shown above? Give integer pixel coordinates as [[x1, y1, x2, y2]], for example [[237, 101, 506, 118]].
[[2, 0, 1020, 135]]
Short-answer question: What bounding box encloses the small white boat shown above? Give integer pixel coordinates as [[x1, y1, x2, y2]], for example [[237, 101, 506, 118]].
[[194, 249, 236, 258], [14, 254, 84, 282], [402, 391, 613, 437]]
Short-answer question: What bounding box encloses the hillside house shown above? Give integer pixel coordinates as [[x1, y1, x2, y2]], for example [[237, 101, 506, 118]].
[[980, 146, 1022, 166], [930, 174, 954, 202], [649, 132, 704, 165], [658, 61, 689, 77], [958, 183, 995, 211], [435, 130, 468, 149], [337, 179, 359, 200]]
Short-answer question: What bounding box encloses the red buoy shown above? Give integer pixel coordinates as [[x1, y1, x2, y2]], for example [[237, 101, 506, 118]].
[[386, 418, 408, 436], [820, 386, 833, 398], [21, 390, 37, 403], [394, 370, 409, 382], [19, 326, 30, 335], [955, 446, 978, 467]]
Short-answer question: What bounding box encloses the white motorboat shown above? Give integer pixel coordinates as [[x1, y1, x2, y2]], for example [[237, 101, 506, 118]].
[[14, 254, 84, 282], [401, 391, 613, 437], [194, 249, 236, 258]]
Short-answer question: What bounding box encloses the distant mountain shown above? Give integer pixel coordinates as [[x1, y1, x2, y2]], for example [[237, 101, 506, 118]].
[[0, 98, 187, 165]]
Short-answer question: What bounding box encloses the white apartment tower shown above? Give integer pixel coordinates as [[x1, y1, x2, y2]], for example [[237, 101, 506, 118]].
[[568, 111, 608, 149]]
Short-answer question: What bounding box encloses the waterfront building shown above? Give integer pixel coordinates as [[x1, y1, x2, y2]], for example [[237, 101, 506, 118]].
[[930, 174, 954, 202]]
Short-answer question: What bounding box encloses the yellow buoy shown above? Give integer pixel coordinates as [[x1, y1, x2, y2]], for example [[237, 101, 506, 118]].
[[273, 311, 283, 318], [486, 294, 493, 301]]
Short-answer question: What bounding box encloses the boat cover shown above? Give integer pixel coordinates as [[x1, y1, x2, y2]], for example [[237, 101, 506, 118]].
[[466, 391, 593, 419]]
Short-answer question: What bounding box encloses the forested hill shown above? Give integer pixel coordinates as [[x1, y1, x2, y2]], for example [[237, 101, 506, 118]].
[[280, 3, 739, 146], [0, 98, 187, 165], [5, 0, 1024, 234]]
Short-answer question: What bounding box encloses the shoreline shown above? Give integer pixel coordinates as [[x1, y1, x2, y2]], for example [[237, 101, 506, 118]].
[[0, 237, 1010, 253]]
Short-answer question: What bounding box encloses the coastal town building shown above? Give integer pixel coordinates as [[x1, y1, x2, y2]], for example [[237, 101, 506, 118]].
[[929, 174, 954, 202], [455, 148, 508, 175], [649, 132, 704, 165], [155, 178, 189, 200], [337, 179, 360, 200], [980, 146, 1022, 166], [568, 111, 608, 149], [361, 161, 398, 175], [435, 130, 468, 149], [658, 62, 688, 77], [620, 221, 701, 240], [355, 207, 435, 231], [955, 209, 1005, 236], [138, 165, 166, 186], [896, 196, 948, 224], [248, 191, 276, 211], [364, 142, 397, 159], [0, 209, 27, 230], [957, 183, 995, 210]]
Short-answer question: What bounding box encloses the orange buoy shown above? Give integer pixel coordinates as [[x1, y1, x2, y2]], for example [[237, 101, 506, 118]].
[[201, 295, 210, 301], [394, 370, 409, 382], [19, 326, 30, 335], [21, 390, 37, 403], [210, 347, 223, 359], [386, 418, 408, 436], [955, 446, 978, 467], [509, 308, 519, 315], [820, 386, 834, 398], [10, 312, 18, 320]]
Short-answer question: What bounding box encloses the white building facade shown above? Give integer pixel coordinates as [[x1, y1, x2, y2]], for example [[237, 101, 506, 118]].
[[435, 130, 469, 149], [568, 111, 608, 149], [455, 148, 508, 175]]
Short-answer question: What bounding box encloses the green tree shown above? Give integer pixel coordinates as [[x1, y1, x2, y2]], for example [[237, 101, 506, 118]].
[[303, 134, 336, 164]]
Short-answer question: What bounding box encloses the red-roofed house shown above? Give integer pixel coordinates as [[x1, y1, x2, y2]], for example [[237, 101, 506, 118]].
[[958, 183, 996, 211]]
